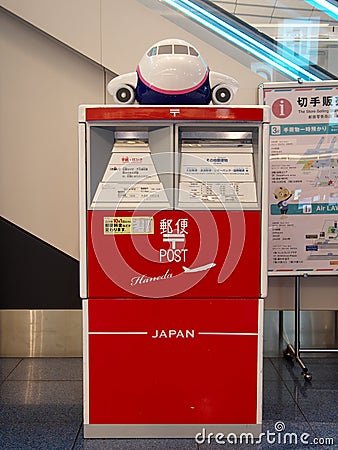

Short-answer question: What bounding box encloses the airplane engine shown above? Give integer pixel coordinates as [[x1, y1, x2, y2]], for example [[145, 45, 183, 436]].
[[211, 84, 234, 105], [110, 84, 135, 104]]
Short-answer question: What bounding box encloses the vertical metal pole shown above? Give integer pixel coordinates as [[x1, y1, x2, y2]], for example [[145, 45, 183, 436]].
[[293, 275, 312, 381], [294, 276, 301, 357], [279, 310, 284, 354]]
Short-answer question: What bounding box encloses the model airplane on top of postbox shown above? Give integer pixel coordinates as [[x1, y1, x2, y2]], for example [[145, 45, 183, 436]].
[[107, 38, 239, 105]]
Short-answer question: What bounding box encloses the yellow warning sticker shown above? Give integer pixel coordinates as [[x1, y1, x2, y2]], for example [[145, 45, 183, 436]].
[[104, 217, 154, 235]]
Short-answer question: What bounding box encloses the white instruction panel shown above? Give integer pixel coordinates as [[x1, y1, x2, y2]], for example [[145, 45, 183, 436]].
[[91, 141, 168, 208], [179, 181, 257, 205], [92, 183, 168, 207], [102, 142, 159, 183], [178, 142, 257, 206], [180, 152, 255, 182], [101, 155, 159, 183]]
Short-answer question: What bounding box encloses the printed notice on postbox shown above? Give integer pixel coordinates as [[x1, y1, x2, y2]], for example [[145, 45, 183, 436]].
[[104, 216, 154, 235]]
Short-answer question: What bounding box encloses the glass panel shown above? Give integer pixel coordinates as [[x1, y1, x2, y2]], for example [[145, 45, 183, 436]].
[[174, 44, 189, 54], [178, 128, 259, 210], [147, 47, 157, 57], [189, 46, 199, 56], [158, 45, 173, 55]]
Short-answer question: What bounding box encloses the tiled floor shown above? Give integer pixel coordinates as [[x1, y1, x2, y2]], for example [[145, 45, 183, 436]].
[[0, 357, 337, 449]]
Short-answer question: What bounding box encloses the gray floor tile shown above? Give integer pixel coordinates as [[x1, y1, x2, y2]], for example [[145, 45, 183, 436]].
[[263, 358, 282, 381], [310, 423, 338, 449], [0, 422, 81, 450], [285, 379, 338, 423], [0, 357, 336, 449], [8, 357, 83, 381], [270, 356, 306, 382], [0, 380, 83, 424], [296, 357, 338, 382], [0, 358, 22, 381], [262, 420, 323, 449], [270, 356, 338, 382], [263, 380, 306, 422]]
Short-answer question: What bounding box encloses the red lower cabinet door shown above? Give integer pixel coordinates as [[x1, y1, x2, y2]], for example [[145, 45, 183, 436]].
[[88, 298, 260, 425]]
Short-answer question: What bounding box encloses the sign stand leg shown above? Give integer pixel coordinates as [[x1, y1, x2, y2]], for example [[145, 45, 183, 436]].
[[278, 310, 284, 353], [284, 276, 313, 382]]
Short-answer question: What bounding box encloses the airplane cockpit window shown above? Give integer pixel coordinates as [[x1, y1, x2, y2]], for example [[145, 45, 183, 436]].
[[189, 47, 199, 56], [147, 47, 157, 57], [174, 45, 189, 54], [158, 45, 172, 55]]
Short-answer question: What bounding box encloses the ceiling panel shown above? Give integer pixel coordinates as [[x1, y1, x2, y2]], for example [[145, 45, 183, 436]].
[[236, 4, 275, 15], [240, 14, 273, 23], [214, 0, 337, 24], [275, 0, 311, 9], [214, 1, 337, 31], [272, 7, 313, 18]]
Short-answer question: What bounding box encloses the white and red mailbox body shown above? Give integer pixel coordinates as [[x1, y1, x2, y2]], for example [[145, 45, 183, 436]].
[[79, 105, 269, 438]]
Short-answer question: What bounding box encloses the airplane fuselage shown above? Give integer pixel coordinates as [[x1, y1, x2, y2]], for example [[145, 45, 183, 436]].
[[135, 71, 211, 105]]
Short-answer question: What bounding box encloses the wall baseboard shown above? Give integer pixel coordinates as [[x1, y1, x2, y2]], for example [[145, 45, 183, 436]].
[[0, 310, 82, 357]]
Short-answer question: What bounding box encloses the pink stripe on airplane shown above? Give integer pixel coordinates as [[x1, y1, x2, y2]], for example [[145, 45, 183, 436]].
[[137, 66, 209, 95]]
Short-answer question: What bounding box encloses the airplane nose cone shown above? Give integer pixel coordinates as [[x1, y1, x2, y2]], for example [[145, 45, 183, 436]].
[[138, 55, 208, 92]]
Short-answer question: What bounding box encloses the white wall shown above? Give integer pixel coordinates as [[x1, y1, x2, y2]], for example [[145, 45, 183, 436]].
[[0, 8, 104, 258], [0, 0, 102, 63]]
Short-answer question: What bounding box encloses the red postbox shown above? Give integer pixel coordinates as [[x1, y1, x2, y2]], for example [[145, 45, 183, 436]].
[[79, 105, 269, 438]]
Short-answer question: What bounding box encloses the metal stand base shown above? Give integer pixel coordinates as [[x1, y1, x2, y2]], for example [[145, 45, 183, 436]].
[[284, 343, 312, 382], [283, 276, 313, 382], [282, 275, 338, 382]]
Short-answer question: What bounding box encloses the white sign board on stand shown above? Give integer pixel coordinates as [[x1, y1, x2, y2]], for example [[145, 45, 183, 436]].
[[260, 81, 338, 276]]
